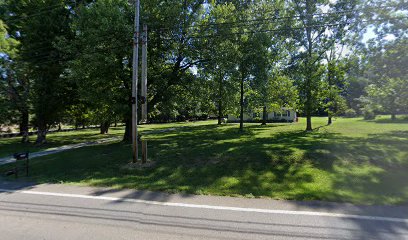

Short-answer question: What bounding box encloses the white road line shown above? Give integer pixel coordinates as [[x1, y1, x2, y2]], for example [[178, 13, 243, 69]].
[[0, 188, 407, 223]]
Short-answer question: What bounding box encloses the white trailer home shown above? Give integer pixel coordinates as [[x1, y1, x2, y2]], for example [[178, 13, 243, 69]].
[[228, 108, 297, 122]]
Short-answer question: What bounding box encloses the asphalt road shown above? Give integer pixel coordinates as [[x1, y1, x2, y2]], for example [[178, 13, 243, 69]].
[[0, 182, 407, 240]]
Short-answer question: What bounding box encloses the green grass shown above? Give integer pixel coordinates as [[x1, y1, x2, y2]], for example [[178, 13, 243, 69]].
[[0, 127, 125, 158], [0, 121, 211, 158], [1, 116, 408, 205]]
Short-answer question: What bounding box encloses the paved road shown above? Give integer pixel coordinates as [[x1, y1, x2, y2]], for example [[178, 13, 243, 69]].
[[0, 182, 407, 240]]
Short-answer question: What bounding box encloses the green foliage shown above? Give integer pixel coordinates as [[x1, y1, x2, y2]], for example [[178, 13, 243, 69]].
[[363, 108, 376, 120], [1, 0, 74, 143], [286, 0, 358, 130], [0, 19, 30, 141], [362, 38, 408, 119], [0, 0, 405, 138], [0, 20, 18, 57], [344, 108, 357, 118], [65, 0, 133, 126]]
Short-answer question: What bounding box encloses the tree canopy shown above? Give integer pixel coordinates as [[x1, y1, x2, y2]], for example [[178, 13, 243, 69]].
[[0, 0, 406, 142]]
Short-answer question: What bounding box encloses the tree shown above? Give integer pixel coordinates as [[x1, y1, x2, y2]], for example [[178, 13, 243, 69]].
[[288, 0, 357, 131], [2, 0, 74, 144], [323, 49, 348, 125], [197, 2, 240, 125], [230, 0, 283, 131], [260, 75, 298, 125], [65, 0, 133, 139], [141, 0, 208, 122], [363, 37, 408, 119], [366, 77, 407, 120], [0, 19, 31, 142]]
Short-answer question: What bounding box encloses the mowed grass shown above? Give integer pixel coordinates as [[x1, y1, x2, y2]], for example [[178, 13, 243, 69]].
[[0, 127, 125, 158], [1, 116, 407, 205], [0, 121, 212, 158]]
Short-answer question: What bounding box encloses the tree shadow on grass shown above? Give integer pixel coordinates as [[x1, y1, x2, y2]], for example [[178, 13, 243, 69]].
[[3, 124, 407, 206], [0, 128, 122, 159], [359, 117, 408, 124]]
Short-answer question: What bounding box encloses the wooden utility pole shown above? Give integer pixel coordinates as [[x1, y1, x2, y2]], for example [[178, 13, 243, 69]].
[[141, 24, 148, 164], [141, 24, 148, 123], [131, 0, 140, 163]]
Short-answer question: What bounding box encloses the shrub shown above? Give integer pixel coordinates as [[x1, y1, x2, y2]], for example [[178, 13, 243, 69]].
[[344, 108, 357, 118], [253, 117, 262, 122], [363, 109, 376, 120]]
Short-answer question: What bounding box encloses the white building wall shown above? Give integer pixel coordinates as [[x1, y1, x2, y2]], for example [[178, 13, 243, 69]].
[[227, 113, 252, 121]]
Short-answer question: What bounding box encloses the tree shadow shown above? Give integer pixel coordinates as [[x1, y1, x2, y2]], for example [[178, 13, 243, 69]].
[[360, 118, 408, 124], [0, 128, 123, 158], [2, 124, 407, 206]]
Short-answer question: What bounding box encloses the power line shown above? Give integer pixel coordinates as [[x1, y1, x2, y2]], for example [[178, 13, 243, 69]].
[[157, 16, 408, 41], [14, 15, 406, 63], [14, 40, 132, 66], [153, 5, 402, 32], [16, 31, 132, 58], [4, 3, 70, 23]]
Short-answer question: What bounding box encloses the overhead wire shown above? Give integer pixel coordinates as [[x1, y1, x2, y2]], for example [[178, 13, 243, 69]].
[[4, 3, 406, 64], [4, 3, 69, 23]]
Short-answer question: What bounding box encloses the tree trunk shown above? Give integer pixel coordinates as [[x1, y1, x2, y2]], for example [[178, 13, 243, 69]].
[[239, 74, 244, 132], [58, 123, 62, 131], [100, 122, 110, 134], [306, 113, 312, 131], [305, 91, 313, 131], [262, 105, 267, 125], [217, 72, 223, 125], [20, 110, 29, 143], [391, 113, 396, 120], [305, 0, 313, 132], [123, 117, 132, 142], [35, 123, 47, 145], [305, 86, 313, 131], [328, 116, 332, 125], [217, 100, 222, 125]]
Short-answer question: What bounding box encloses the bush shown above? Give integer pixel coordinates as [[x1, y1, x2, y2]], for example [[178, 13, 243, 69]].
[[344, 109, 357, 118], [253, 117, 262, 122], [363, 109, 376, 120]]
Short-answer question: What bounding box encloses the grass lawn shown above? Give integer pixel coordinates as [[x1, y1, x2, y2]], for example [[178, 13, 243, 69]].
[[0, 127, 124, 158], [1, 116, 407, 205], [0, 121, 212, 158]]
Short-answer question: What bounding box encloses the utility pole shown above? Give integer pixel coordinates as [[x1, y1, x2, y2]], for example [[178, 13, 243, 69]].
[[141, 24, 148, 123], [141, 24, 148, 164], [131, 0, 140, 163]]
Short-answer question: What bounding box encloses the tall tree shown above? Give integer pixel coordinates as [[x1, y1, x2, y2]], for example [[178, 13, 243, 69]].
[[65, 0, 133, 139], [141, 0, 208, 121], [323, 47, 348, 125], [0, 19, 30, 142], [360, 0, 408, 119], [2, 0, 74, 144], [288, 0, 357, 131], [198, 2, 240, 125], [364, 39, 408, 119]]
